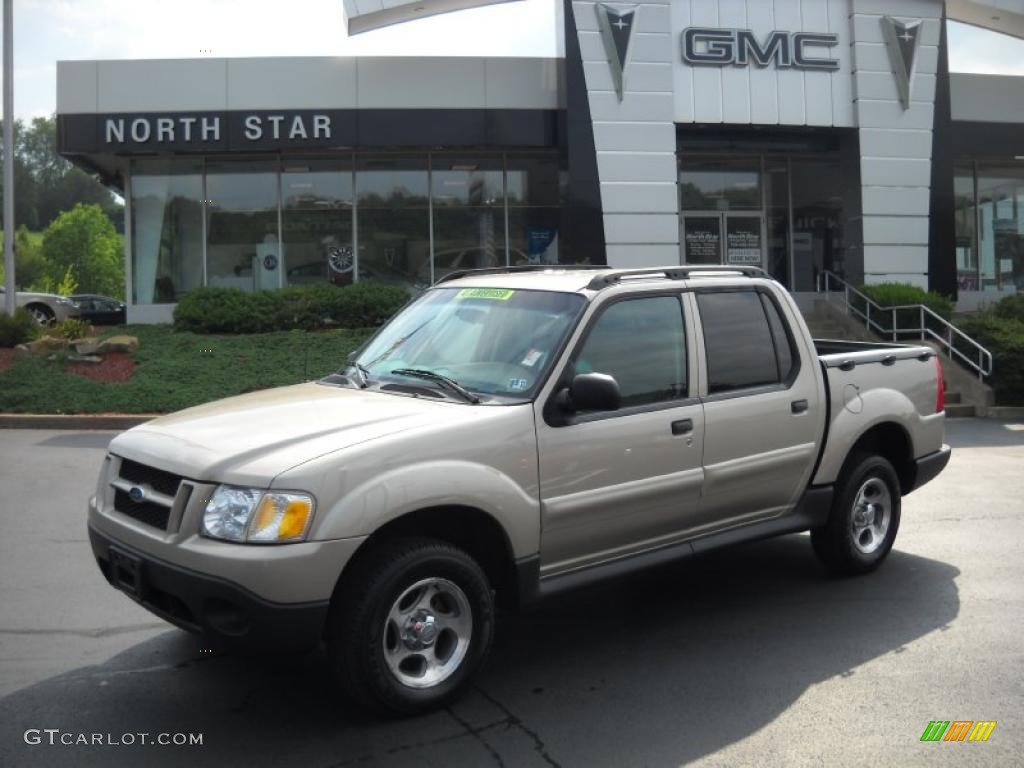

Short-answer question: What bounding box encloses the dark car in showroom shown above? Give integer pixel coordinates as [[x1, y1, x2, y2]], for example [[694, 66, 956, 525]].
[[70, 294, 126, 326]]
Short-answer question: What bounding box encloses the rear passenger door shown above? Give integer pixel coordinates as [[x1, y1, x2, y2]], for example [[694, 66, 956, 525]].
[[535, 293, 705, 573], [693, 288, 822, 531]]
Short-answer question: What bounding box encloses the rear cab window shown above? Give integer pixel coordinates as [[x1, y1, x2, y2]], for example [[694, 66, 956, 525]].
[[696, 289, 799, 395]]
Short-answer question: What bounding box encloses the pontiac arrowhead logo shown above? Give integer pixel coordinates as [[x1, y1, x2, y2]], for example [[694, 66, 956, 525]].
[[596, 3, 638, 101], [881, 16, 922, 110]]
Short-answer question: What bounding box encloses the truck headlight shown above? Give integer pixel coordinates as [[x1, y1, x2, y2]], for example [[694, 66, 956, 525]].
[[202, 486, 314, 544]]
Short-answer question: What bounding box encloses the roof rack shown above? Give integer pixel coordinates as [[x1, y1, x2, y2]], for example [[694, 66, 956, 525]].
[[435, 264, 607, 285], [585, 265, 768, 290]]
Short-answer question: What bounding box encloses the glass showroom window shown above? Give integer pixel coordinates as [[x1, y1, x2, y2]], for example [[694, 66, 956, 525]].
[[953, 165, 978, 290], [356, 155, 430, 291], [130, 159, 203, 304], [282, 159, 355, 287], [977, 164, 1024, 291], [432, 155, 506, 281], [679, 156, 761, 211], [205, 160, 281, 291], [506, 154, 564, 266]]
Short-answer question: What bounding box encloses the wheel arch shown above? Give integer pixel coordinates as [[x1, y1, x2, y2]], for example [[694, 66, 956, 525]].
[[337, 505, 522, 609], [841, 421, 915, 494]]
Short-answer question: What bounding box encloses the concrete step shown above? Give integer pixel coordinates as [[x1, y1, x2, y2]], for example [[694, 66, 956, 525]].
[[945, 403, 976, 418], [945, 391, 962, 405]]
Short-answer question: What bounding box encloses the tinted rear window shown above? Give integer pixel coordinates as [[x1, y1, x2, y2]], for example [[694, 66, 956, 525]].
[[697, 291, 779, 394]]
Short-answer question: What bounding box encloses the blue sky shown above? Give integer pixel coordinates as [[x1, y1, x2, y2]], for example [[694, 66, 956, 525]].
[[2, 0, 1023, 121]]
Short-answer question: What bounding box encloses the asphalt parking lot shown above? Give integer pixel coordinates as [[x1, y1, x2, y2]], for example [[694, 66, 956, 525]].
[[0, 420, 1021, 767]]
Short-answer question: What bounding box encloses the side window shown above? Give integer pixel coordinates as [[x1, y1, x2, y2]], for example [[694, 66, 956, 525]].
[[574, 296, 687, 408], [697, 291, 780, 394], [760, 293, 797, 382]]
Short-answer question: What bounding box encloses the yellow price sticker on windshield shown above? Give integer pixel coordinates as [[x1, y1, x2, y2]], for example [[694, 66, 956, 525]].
[[456, 288, 515, 301]]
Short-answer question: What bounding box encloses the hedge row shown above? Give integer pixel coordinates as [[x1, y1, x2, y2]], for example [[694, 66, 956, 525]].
[[173, 282, 410, 334], [858, 283, 956, 323], [959, 314, 1024, 406]]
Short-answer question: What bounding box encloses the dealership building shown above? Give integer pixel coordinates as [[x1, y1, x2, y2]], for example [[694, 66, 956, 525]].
[[55, 0, 1024, 323]]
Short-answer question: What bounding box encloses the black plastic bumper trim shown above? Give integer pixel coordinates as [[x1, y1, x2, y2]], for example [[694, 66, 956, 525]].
[[88, 524, 328, 651], [911, 445, 952, 493]]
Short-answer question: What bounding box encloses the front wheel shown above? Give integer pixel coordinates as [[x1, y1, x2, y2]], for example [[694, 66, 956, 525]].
[[327, 538, 494, 716], [812, 454, 901, 576]]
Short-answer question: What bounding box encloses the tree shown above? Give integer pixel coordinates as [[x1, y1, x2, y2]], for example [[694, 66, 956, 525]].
[[0, 116, 122, 231], [41, 204, 124, 298]]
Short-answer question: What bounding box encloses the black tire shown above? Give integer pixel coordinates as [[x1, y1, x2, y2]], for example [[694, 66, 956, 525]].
[[327, 538, 494, 716], [26, 303, 55, 326], [811, 453, 901, 576]]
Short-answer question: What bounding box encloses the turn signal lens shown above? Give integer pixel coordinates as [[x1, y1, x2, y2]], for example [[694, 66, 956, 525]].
[[247, 493, 314, 543]]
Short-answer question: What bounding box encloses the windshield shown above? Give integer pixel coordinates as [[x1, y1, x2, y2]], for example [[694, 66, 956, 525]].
[[353, 287, 586, 400]]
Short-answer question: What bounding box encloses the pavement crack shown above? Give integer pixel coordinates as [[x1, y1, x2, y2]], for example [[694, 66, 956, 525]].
[[446, 706, 507, 768], [474, 686, 561, 768], [322, 719, 508, 767]]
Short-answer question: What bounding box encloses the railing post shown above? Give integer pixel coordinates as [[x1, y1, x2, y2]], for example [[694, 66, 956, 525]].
[[892, 308, 897, 341], [920, 306, 925, 341]]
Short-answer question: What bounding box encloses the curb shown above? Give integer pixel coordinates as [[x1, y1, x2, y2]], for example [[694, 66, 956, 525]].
[[984, 407, 1024, 419], [0, 414, 158, 430]]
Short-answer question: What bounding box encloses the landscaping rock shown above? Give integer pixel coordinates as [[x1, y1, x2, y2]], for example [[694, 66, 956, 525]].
[[72, 337, 101, 356], [67, 354, 103, 364], [13, 344, 32, 360], [26, 336, 70, 355], [97, 335, 139, 354]]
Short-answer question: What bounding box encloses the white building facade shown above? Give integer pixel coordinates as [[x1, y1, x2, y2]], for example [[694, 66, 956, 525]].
[[55, 0, 1024, 321]]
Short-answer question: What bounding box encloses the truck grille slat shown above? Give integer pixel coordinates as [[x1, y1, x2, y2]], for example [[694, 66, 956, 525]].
[[118, 459, 183, 497], [113, 488, 171, 530]]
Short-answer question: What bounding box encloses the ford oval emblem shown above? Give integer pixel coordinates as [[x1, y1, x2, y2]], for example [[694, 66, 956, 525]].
[[128, 486, 145, 503]]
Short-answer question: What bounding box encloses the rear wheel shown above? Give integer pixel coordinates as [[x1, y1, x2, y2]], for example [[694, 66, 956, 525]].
[[327, 538, 494, 716], [812, 453, 901, 576], [26, 303, 55, 326]]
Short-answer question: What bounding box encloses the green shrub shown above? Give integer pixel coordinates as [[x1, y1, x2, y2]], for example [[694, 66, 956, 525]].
[[859, 283, 955, 321], [0, 308, 38, 347], [958, 314, 1024, 406], [173, 282, 410, 334], [46, 317, 92, 341], [991, 292, 1024, 324]]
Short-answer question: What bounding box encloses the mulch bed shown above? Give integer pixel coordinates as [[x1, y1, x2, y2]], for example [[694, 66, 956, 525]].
[[67, 351, 135, 383], [0, 348, 13, 373]]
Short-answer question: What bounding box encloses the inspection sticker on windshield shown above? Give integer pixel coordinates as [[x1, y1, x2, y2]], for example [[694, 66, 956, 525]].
[[521, 349, 543, 367], [508, 378, 530, 391], [457, 288, 515, 301]]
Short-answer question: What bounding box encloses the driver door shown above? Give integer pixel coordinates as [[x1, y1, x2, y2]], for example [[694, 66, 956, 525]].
[[534, 293, 705, 575]]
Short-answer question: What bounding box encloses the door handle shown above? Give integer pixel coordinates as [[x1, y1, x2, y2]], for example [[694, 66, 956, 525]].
[[791, 399, 809, 414], [671, 419, 694, 435]]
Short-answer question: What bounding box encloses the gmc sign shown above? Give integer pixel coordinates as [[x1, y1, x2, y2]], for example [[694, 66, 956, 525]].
[[682, 27, 840, 71]]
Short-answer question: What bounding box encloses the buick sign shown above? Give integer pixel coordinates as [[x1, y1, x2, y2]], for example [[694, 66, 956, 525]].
[[682, 27, 840, 71]]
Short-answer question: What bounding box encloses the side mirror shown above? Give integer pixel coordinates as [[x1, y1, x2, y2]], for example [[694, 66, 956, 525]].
[[569, 372, 621, 412]]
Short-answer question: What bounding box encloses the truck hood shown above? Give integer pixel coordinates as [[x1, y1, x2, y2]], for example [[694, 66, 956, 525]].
[[108, 382, 473, 485]]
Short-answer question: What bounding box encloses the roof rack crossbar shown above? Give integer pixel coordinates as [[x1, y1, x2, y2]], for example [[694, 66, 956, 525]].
[[585, 265, 768, 290], [435, 264, 607, 285]]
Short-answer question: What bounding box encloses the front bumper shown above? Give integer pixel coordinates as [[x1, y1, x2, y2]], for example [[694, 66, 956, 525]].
[[89, 524, 329, 651], [910, 444, 952, 493]]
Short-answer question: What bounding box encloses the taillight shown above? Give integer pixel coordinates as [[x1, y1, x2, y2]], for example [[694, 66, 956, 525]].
[[934, 356, 945, 413]]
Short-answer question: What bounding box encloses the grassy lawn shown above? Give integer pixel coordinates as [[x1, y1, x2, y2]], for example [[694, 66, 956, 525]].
[[0, 324, 373, 414]]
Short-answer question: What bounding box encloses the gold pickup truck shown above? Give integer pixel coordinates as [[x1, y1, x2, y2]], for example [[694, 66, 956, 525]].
[[87, 265, 950, 715]]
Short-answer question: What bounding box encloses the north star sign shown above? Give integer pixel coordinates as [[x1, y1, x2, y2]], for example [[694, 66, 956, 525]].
[[103, 113, 334, 145], [682, 27, 840, 71]]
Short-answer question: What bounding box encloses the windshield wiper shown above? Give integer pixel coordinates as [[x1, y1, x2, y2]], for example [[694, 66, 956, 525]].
[[389, 368, 481, 404], [339, 359, 371, 388]]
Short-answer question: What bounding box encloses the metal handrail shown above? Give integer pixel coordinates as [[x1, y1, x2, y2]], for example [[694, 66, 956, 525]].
[[816, 271, 993, 380]]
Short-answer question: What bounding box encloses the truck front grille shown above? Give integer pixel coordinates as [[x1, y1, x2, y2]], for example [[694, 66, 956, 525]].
[[111, 458, 186, 531], [113, 488, 172, 530], [118, 458, 182, 497]]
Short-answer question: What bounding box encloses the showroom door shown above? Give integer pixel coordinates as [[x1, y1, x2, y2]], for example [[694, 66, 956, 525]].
[[681, 213, 764, 269]]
